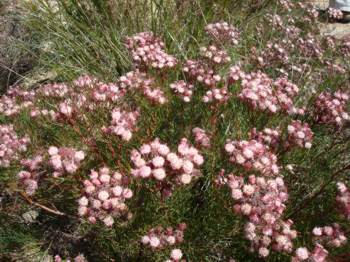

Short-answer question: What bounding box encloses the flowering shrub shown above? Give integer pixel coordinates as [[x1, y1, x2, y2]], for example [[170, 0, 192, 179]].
[[327, 8, 344, 20], [170, 81, 194, 102], [141, 223, 186, 249], [183, 60, 221, 87], [1, 0, 350, 261], [237, 72, 303, 115], [199, 45, 231, 65], [125, 32, 177, 69], [78, 167, 133, 226], [249, 127, 281, 151], [117, 70, 167, 104], [203, 87, 230, 103], [130, 138, 204, 197], [102, 108, 140, 141], [220, 174, 295, 257], [0, 86, 35, 116], [312, 224, 347, 248], [54, 254, 88, 262], [192, 127, 211, 148], [336, 182, 350, 219], [205, 22, 240, 45], [0, 124, 30, 167], [238, 71, 278, 113], [225, 139, 279, 176], [314, 91, 349, 126], [48, 146, 85, 177], [286, 120, 313, 149], [292, 244, 328, 262], [166, 249, 184, 262], [17, 155, 43, 195]]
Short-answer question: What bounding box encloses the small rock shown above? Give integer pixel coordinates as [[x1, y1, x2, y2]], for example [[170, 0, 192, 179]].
[[320, 23, 350, 39], [22, 210, 39, 224]]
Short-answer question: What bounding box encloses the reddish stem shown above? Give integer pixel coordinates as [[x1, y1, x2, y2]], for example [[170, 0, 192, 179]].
[[287, 164, 350, 219]]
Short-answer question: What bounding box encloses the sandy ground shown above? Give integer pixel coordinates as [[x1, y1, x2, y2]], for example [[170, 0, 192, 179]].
[[311, 0, 350, 39], [313, 0, 329, 9]]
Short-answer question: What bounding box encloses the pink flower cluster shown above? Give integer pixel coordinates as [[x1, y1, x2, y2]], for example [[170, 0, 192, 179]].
[[324, 36, 337, 50], [48, 146, 85, 177], [90, 82, 125, 103], [202, 87, 230, 103], [165, 249, 185, 262], [0, 124, 30, 167], [199, 45, 231, 65], [39, 83, 69, 98], [58, 100, 74, 118], [29, 70, 164, 125], [274, 78, 304, 115], [73, 74, 97, 88], [225, 174, 296, 257], [170, 80, 194, 102], [267, 14, 283, 29], [143, 88, 167, 105], [0, 86, 35, 116], [340, 38, 350, 57], [266, 14, 301, 39], [117, 71, 167, 104], [30, 88, 85, 121], [314, 91, 349, 126], [78, 167, 133, 227], [312, 224, 347, 247], [296, 34, 323, 58], [141, 223, 186, 249], [238, 71, 277, 113], [328, 8, 344, 20], [225, 139, 279, 176], [17, 155, 43, 195], [29, 108, 55, 119], [102, 108, 140, 141], [125, 32, 177, 69], [278, 0, 295, 11], [228, 65, 246, 84], [30, 76, 127, 122], [292, 244, 328, 262], [326, 61, 346, 75], [205, 22, 240, 45], [336, 182, 350, 219], [183, 60, 221, 87], [54, 254, 88, 262], [192, 127, 210, 148], [256, 41, 290, 67], [131, 138, 204, 187], [304, 4, 320, 20], [249, 127, 281, 151], [238, 72, 302, 114], [286, 120, 313, 149], [17, 171, 38, 195]]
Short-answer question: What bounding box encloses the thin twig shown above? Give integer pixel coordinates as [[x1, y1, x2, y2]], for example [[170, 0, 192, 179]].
[[0, 62, 28, 80], [287, 164, 350, 219], [19, 191, 66, 216]]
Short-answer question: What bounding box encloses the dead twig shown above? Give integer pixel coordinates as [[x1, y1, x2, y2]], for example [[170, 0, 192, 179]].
[[287, 164, 350, 219], [19, 191, 66, 216]]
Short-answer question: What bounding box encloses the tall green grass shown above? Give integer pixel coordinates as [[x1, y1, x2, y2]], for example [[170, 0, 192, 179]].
[[24, 0, 277, 81]]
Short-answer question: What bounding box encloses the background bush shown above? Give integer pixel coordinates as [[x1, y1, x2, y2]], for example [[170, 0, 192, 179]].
[[1, 0, 350, 261]]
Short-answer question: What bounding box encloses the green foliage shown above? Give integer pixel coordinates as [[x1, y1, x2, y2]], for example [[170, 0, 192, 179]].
[[1, 0, 350, 261]]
